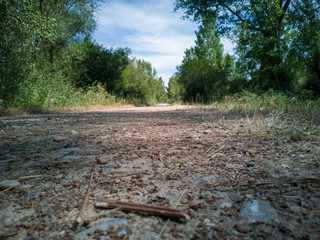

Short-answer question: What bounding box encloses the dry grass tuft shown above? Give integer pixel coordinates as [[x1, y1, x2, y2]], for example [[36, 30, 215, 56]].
[[242, 110, 320, 142]]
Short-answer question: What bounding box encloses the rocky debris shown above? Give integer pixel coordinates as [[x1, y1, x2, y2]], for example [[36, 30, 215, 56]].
[[240, 200, 278, 223], [0, 105, 319, 239], [225, 163, 243, 169], [0, 179, 20, 190], [76, 218, 129, 239], [246, 161, 255, 167], [0, 203, 36, 235], [53, 135, 68, 142]]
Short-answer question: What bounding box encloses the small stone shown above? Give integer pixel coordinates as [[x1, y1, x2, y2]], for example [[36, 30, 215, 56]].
[[61, 155, 80, 162], [240, 200, 278, 223], [236, 224, 247, 233], [204, 130, 212, 134], [81, 148, 101, 154], [76, 219, 128, 239], [281, 164, 290, 169], [117, 230, 127, 238], [197, 180, 209, 187], [110, 189, 118, 194], [229, 194, 244, 203], [0, 180, 20, 190], [59, 147, 81, 153], [105, 164, 117, 169], [53, 136, 68, 142], [219, 201, 232, 209], [225, 164, 243, 169], [136, 191, 144, 197], [247, 161, 255, 167], [70, 130, 78, 135], [99, 155, 115, 162], [26, 190, 41, 198]]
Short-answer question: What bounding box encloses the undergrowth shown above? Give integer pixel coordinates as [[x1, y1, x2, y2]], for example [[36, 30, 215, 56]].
[[203, 91, 320, 142], [0, 83, 125, 115]]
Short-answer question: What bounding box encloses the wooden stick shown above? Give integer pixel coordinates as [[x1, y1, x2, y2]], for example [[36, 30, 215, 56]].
[[19, 175, 42, 180], [96, 198, 189, 220], [72, 164, 95, 231], [204, 145, 214, 156], [0, 186, 15, 193], [209, 145, 225, 157]]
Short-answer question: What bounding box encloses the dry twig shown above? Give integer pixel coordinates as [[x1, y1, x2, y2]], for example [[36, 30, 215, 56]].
[[0, 186, 15, 193], [72, 164, 95, 231], [96, 198, 188, 220], [209, 145, 225, 158], [19, 175, 42, 180]]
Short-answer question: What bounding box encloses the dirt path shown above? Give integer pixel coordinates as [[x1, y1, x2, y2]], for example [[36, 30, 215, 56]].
[[0, 105, 319, 239]]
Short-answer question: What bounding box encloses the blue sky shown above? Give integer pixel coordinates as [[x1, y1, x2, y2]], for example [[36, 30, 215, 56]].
[[93, 0, 234, 86]]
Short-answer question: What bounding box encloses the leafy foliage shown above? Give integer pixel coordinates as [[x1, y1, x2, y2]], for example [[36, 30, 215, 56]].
[[174, 0, 320, 96], [0, 0, 100, 109], [172, 18, 236, 103], [0, 0, 166, 110], [121, 59, 166, 105]]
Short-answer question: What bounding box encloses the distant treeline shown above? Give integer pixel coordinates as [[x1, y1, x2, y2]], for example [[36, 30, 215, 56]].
[[1, 1, 319, 111]]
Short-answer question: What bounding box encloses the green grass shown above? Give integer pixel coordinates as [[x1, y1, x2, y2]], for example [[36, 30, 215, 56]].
[[197, 91, 320, 142], [0, 81, 125, 115]]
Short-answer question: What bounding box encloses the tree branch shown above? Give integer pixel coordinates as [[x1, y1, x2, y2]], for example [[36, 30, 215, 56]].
[[219, 2, 264, 33], [279, 0, 292, 24], [96, 198, 189, 220]]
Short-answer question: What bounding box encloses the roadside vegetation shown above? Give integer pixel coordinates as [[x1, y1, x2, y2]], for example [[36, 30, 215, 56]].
[[1, 0, 319, 118], [203, 91, 320, 141], [0, 0, 166, 114]]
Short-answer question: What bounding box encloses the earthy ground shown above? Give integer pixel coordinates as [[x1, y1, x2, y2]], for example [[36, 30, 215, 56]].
[[0, 105, 319, 240]]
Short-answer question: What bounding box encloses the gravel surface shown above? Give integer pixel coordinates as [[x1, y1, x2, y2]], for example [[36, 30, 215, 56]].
[[0, 105, 319, 239]]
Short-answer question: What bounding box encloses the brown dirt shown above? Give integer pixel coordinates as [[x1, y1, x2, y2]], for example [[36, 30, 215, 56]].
[[0, 105, 319, 239]]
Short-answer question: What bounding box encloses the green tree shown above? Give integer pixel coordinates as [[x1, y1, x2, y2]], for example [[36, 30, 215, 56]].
[[174, 0, 295, 91], [176, 18, 234, 102], [287, 0, 320, 96], [72, 37, 131, 93], [120, 59, 166, 105], [0, 0, 101, 108], [167, 74, 184, 103]]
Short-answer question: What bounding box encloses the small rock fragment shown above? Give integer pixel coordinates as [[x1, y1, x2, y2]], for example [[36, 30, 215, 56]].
[[204, 130, 212, 134], [240, 200, 278, 223], [26, 190, 41, 198], [59, 147, 81, 153], [229, 194, 244, 203], [76, 219, 128, 239], [246, 161, 255, 167], [0, 180, 20, 190], [53, 136, 68, 142], [197, 180, 209, 187], [105, 164, 117, 169], [61, 155, 80, 162], [236, 224, 247, 233], [225, 164, 243, 169]]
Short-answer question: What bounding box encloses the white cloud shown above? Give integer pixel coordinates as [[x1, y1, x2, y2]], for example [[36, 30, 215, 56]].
[[93, 0, 198, 85], [94, 0, 234, 86]]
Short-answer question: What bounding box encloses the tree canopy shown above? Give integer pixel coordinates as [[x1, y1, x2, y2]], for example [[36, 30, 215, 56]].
[[174, 0, 320, 96], [169, 18, 235, 103]]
